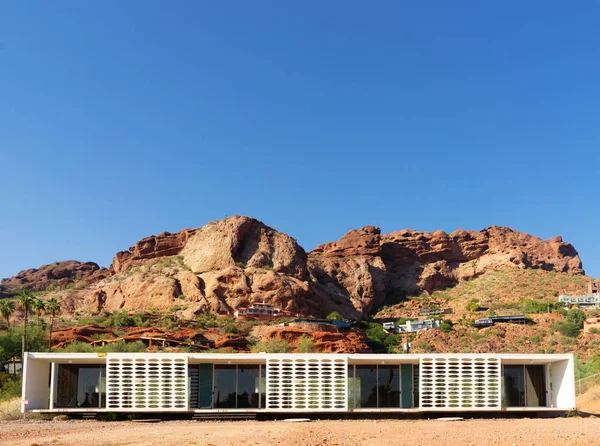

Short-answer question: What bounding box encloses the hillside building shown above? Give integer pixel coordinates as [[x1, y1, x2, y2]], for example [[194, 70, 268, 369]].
[[383, 319, 440, 334]]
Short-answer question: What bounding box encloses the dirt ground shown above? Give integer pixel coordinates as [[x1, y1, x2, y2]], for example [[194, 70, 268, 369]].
[[2, 388, 598, 446], [1, 417, 600, 446]]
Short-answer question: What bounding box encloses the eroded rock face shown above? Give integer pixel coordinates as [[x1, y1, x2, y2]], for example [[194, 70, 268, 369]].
[[0, 261, 108, 293], [111, 229, 198, 273], [5, 217, 585, 321], [309, 225, 584, 311], [88, 273, 183, 313], [260, 326, 372, 353], [80, 217, 319, 319]]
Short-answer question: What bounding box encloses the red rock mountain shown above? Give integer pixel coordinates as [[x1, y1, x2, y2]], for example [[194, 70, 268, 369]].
[[0, 216, 584, 319]]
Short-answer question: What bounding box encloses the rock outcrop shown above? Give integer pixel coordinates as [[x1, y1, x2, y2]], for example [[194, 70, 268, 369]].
[[260, 326, 372, 353], [1, 261, 108, 293], [1, 217, 585, 321], [308, 225, 584, 316], [110, 229, 198, 273]]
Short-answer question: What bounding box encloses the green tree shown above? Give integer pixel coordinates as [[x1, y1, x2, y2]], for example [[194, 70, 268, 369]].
[[45, 298, 61, 350], [566, 308, 586, 329], [0, 300, 15, 331], [31, 298, 46, 327], [17, 290, 35, 342]]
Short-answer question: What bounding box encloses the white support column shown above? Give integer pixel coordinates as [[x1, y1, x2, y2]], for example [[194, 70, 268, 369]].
[[551, 357, 576, 410], [49, 363, 58, 410], [545, 364, 551, 408], [21, 355, 51, 411]]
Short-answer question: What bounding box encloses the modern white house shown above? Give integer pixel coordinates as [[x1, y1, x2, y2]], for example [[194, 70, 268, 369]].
[[383, 319, 440, 334], [21, 352, 576, 416], [559, 294, 600, 308]]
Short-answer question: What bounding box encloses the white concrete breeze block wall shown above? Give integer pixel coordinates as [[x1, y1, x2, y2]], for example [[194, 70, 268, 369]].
[[419, 356, 501, 410], [106, 354, 188, 411], [266, 355, 348, 411]]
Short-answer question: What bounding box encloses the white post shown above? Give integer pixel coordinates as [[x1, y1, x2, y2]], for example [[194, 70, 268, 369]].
[[49, 363, 58, 410]]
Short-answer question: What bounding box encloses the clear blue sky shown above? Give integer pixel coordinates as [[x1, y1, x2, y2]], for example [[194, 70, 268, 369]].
[[1, 1, 599, 280]]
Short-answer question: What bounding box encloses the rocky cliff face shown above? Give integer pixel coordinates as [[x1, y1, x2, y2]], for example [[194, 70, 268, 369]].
[[0, 217, 585, 319], [309, 224, 584, 316], [0, 260, 108, 294]]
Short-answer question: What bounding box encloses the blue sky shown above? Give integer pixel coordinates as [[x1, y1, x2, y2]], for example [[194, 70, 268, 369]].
[[1, 1, 599, 280]]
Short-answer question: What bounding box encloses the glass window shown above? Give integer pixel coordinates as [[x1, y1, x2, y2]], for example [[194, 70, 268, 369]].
[[55, 364, 105, 408], [355, 366, 378, 408], [214, 365, 237, 408], [503, 365, 525, 407], [378, 366, 400, 408], [237, 365, 260, 408]]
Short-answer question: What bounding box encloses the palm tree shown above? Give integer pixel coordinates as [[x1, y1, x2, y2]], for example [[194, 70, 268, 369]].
[[17, 290, 35, 341], [31, 298, 46, 327], [46, 298, 61, 350], [0, 300, 15, 330]]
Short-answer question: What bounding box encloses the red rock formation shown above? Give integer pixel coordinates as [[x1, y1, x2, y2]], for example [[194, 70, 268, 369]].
[[2, 217, 585, 321], [309, 225, 584, 317], [260, 326, 371, 353], [50, 324, 115, 348], [110, 229, 198, 273], [1, 261, 108, 293]]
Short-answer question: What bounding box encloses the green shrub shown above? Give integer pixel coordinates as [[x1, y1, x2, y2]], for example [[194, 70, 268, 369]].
[[566, 308, 586, 329], [521, 299, 566, 315], [326, 311, 343, 321], [0, 373, 22, 402], [556, 322, 580, 338], [56, 340, 147, 353], [296, 335, 315, 353], [251, 339, 293, 353], [56, 341, 95, 353], [439, 319, 454, 333], [224, 323, 239, 334], [530, 334, 543, 345], [414, 339, 435, 353], [559, 336, 576, 346], [465, 299, 480, 312], [575, 355, 600, 380], [195, 313, 218, 329], [365, 323, 388, 352]]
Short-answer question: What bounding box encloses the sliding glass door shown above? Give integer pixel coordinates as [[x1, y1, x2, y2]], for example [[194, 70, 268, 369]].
[[55, 364, 105, 408], [349, 365, 404, 408], [213, 364, 264, 409], [502, 365, 547, 407]]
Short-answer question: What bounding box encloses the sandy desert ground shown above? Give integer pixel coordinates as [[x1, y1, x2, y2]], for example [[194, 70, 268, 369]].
[[2, 389, 599, 446], [2, 417, 600, 446]]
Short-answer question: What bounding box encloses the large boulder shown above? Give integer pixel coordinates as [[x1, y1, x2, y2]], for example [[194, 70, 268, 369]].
[[181, 216, 308, 279]]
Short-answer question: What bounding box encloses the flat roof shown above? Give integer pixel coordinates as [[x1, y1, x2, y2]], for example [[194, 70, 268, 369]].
[[25, 352, 573, 364]]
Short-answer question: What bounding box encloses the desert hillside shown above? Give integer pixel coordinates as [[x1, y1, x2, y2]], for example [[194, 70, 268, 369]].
[[0, 216, 597, 360]]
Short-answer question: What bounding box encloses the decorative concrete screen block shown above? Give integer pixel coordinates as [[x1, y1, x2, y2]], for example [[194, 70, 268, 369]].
[[419, 356, 500, 410], [266, 355, 348, 411], [106, 354, 188, 411]]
